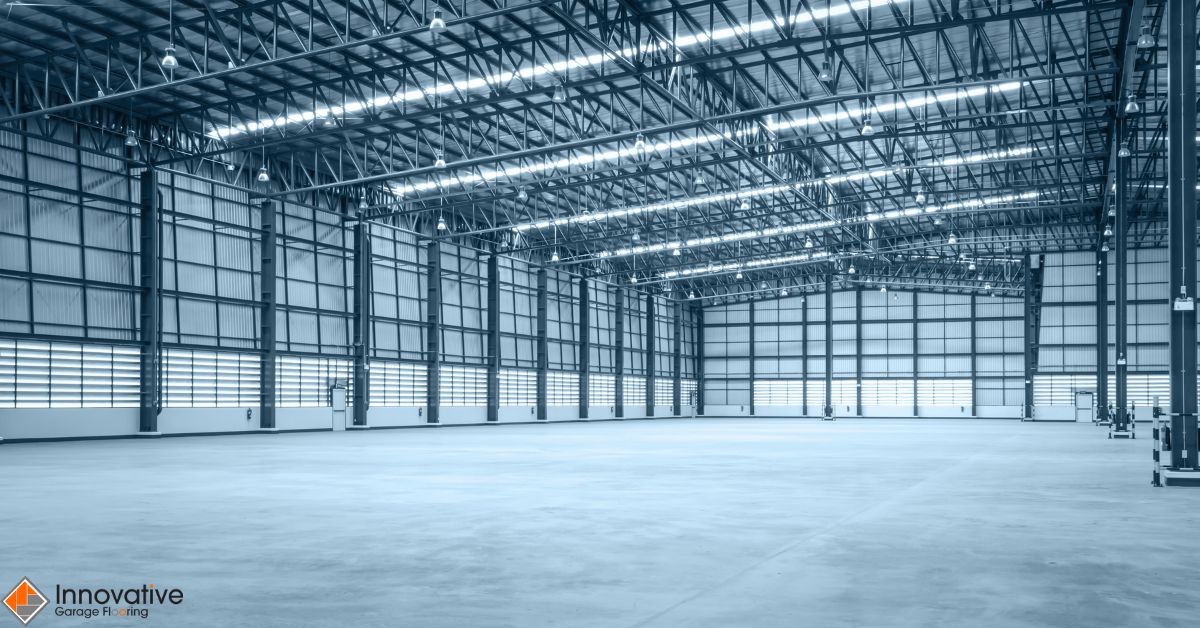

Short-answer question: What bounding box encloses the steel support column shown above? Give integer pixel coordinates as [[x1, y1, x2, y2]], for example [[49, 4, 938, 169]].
[[1115, 121, 1130, 431], [425, 241, 441, 424], [1166, 0, 1198, 470], [1096, 244, 1109, 424], [486, 253, 500, 422], [536, 268, 548, 421], [138, 169, 161, 434], [969, 295, 977, 418], [351, 213, 371, 428], [672, 301, 682, 416], [824, 274, 833, 418], [802, 297, 809, 416], [855, 288, 863, 417], [615, 287, 625, 418], [748, 299, 756, 416], [694, 303, 705, 415], [645, 293, 655, 417], [258, 200, 277, 430], [578, 277, 590, 419], [1024, 255, 1036, 420]]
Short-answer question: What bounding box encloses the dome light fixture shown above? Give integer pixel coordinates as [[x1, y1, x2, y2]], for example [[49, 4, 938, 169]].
[[633, 133, 646, 152], [804, 236, 814, 249], [672, 248, 682, 256], [914, 187, 927, 204], [880, 285, 888, 293], [984, 282, 993, 291], [1124, 94, 1141, 115], [434, 152, 446, 168], [630, 275, 638, 284], [552, 84, 567, 104], [256, 167, 270, 183], [688, 291, 696, 299], [429, 9, 447, 34], [947, 232, 958, 245], [735, 271, 743, 279], [968, 262, 976, 271], [436, 216, 448, 231], [818, 60, 833, 82], [860, 117, 875, 136], [1136, 24, 1156, 49], [848, 265, 856, 274], [124, 132, 138, 147], [780, 288, 789, 296], [1103, 225, 1114, 237], [160, 45, 179, 69], [1101, 243, 1110, 253], [516, 186, 529, 202], [550, 250, 560, 262], [1118, 142, 1132, 158], [739, 198, 751, 211], [225, 162, 236, 172]]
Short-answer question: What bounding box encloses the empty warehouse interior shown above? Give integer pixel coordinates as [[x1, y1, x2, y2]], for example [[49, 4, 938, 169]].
[[3, 0, 1200, 625]]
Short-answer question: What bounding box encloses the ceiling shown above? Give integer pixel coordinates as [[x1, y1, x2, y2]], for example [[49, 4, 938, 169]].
[[0, 0, 1177, 302]]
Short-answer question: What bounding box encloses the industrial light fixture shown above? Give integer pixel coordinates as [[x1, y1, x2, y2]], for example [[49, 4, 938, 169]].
[[161, 45, 178, 69], [848, 264, 856, 274], [688, 291, 696, 299], [760, 282, 768, 289], [735, 271, 743, 279], [984, 282, 992, 290], [225, 162, 236, 172], [632, 232, 641, 241], [1101, 243, 1110, 253], [322, 115, 337, 128], [429, 9, 447, 34], [947, 232, 958, 245], [550, 250, 560, 262], [437, 216, 448, 231], [161, 1, 178, 69], [1137, 24, 1156, 49], [359, 197, 369, 210], [1118, 142, 1132, 158], [739, 198, 751, 211], [1103, 225, 1114, 237], [633, 133, 646, 152], [124, 132, 138, 147], [517, 187, 529, 202], [552, 84, 567, 104], [256, 166, 270, 183], [1124, 94, 1141, 114], [880, 285, 887, 293], [860, 115, 875, 136], [434, 153, 446, 168], [1108, 207, 1116, 217], [914, 187, 927, 204], [630, 275, 638, 284], [672, 248, 682, 256], [818, 60, 833, 82], [780, 288, 789, 296], [804, 236, 814, 249], [968, 262, 976, 271]]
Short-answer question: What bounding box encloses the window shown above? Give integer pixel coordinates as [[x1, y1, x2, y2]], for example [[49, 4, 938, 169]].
[[653, 378, 673, 406], [440, 365, 487, 406], [862, 379, 915, 407], [0, 339, 139, 408], [369, 361, 426, 407], [623, 375, 646, 406], [500, 369, 537, 406], [754, 380, 805, 406], [680, 379, 698, 406], [277, 355, 353, 407], [164, 348, 259, 407], [589, 374, 616, 406], [547, 371, 579, 406], [1033, 374, 1095, 407], [831, 379, 857, 406], [916, 378, 972, 407]]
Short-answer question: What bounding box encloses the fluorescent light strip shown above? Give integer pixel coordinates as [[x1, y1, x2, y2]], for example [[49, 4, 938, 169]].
[[209, 0, 908, 140], [509, 146, 1033, 233], [663, 251, 831, 279], [596, 190, 1041, 261], [390, 81, 1026, 198]]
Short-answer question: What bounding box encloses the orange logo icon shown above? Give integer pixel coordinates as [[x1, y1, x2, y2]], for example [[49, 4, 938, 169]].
[[4, 579, 48, 625]]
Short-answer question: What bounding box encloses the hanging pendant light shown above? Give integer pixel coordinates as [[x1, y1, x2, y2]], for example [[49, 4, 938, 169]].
[[880, 285, 887, 293], [161, 44, 178, 68], [860, 116, 875, 136], [1124, 94, 1141, 114], [739, 198, 751, 211], [436, 216, 448, 231], [818, 60, 833, 82], [780, 288, 789, 296], [256, 166, 270, 183], [848, 265, 856, 274], [633, 133, 646, 152], [516, 187, 529, 202], [947, 232, 958, 245], [550, 250, 560, 262], [1118, 142, 1132, 158], [914, 187, 927, 204], [552, 84, 567, 104], [968, 262, 976, 271], [672, 248, 681, 256], [735, 271, 743, 279], [1103, 225, 1114, 237], [1101, 243, 1111, 253], [804, 236, 814, 249], [429, 9, 447, 34], [124, 132, 138, 147], [225, 162, 236, 172], [693, 173, 705, 187], [630, 275, 638, 284], [434, 152, 446, 168], [1136, 24, 1156, 49]]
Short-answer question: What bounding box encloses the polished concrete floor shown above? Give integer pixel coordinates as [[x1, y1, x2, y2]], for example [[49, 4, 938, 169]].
[[2, 418, 1198, 627]]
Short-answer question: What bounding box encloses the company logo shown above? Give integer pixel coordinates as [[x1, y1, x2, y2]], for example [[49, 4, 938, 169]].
[[4, 578, 48, 625]]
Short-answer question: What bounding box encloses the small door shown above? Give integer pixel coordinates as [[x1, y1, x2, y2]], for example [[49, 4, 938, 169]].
[[331, 386, 347, 431], [1074, 391, 1093, 423]]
